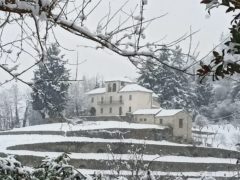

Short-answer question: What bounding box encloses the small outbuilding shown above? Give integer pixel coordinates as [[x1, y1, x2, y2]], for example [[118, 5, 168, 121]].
[[133, 108, 162, 124], [133, 108, 192, 141]]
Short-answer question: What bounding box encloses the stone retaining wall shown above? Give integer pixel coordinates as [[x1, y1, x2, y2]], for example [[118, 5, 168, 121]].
[[0, 128, 172, 141], [10, 155, 239, 172], [67, 128, 172, 140], [8, 141, 240, 159]]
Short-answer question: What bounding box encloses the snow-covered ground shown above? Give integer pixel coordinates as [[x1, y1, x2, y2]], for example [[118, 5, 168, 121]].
[[78, 169, 239, 178], [0, 122, 239, 179], [193, 123, 240, 151], [6, 121, 167, 132], [0, 134, 237, 166], [0, 134, 190, 152], [3, 149, 237, 164]]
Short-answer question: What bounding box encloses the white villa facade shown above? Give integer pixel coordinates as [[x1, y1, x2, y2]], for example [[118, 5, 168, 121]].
[[86, 77, 160, 116], [86, 77, 192, 141]]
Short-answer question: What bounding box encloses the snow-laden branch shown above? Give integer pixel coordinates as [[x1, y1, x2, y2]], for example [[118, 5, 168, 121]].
[[0, 0, 196, 87]]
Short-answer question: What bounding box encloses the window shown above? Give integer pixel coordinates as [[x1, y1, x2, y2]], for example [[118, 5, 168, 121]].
[[179, 119, 183, 128], [91, 97, 94, 103], [140, 118, 143, 122], [113, 83, 117, 92], [159, 119, 163, 124], [101, 97, 104, 104], [129, 95, 132, 100], [121, 82, 125, 86], [129, 106, 131, 112], [110, 96, 112, 104], [119, 95, 123, 103], [144, 118, 147, 121], [109, 107, 112, 113], [90, 107, 96, 116], [108, 84, 111, 92], [119, 107, 122, 115], [101, 108, 103, 114]]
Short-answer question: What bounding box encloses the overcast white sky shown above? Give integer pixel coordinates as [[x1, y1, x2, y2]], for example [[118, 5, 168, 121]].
[[0, 0, 234, 89], [63, 0, 232, 80]]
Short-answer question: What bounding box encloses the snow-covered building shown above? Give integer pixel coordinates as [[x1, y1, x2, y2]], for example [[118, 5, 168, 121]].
[[133, 108, 192, 141], [86, 77, 160, 116], [86, 77, 192, 141]]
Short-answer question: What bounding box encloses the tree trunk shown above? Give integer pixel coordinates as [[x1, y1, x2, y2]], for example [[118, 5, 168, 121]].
[[39, 110, 46, 119], [22, 103, 29, 127], [75, 102, 80, 116], [15, 105, 20, 127]]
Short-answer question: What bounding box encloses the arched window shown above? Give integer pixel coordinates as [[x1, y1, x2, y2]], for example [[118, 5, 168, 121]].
[[112, 83, 117, 92], [110, 96, 112, 104], [119, 107, 122, 115], [119, 95, 122, 103], [108, 84, 111, 92], [90, 107, 96, 116], [129, 106, 131, 112]]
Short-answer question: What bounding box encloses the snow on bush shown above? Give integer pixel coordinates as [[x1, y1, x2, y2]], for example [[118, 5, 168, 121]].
[[33, 152, 86, 179], [140, 170, 155, 180], [0, 155, 32, 180], [0, 153, 87, 180]]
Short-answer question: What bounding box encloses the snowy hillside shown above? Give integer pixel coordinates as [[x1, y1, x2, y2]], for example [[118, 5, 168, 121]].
[[0, 121, 240, 179], [7, 121, 167, 132], [193, 123, 240, 151]]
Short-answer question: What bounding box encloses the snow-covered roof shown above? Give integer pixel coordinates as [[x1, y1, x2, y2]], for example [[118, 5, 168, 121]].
[[133, 108, 162, 115], [152, 93, 158, 98], [119, 84, 153, 93], [105, 77, 133, 83], [156, 109, 184, 117], [86, 87, 105, 95]]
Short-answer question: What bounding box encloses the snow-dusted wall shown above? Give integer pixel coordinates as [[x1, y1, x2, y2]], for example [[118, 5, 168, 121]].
[[134, 114, 155, 124], [156, 111, 192, 141]]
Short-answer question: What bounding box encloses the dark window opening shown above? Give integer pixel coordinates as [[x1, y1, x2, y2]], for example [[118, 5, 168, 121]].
[[119, 107, 122, 115], [120, 95, 123, 103], [113, 83, 117, 92], [90, 107, 96, 116], [129, 95, 132, 100], [160, 119, 163, 124], [108, 84, 112, 92], [179, 119, 183, 128]]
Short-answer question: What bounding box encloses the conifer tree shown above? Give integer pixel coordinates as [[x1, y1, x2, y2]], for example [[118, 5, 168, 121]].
[[138, 46, 196, 111], [31, 43, 70, 120]]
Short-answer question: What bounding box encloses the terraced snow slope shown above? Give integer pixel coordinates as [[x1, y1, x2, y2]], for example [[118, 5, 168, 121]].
[[1, 121, 240, 179], [7, 121, 167, 132], [78, 169, 239, 178]]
